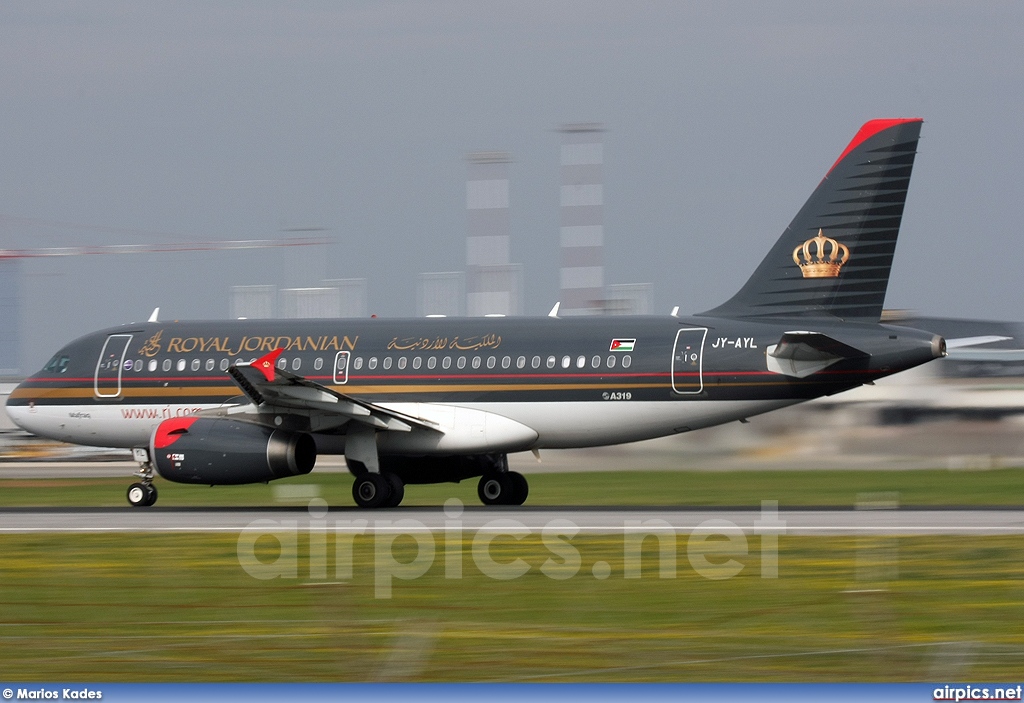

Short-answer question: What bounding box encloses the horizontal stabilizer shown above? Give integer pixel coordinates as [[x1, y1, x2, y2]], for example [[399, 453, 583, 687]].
[[944, 335, 1012, 350], [766, 331, 868, 378]]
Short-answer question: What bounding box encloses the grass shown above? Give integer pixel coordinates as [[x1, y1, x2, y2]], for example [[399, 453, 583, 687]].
[[1, 532, 1023, 681], [2, 468, 1021, 681], [0, 467, 1023, 507]]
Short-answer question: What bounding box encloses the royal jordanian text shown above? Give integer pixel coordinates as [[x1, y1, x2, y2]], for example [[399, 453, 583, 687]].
[[162, 334, 358, 356]]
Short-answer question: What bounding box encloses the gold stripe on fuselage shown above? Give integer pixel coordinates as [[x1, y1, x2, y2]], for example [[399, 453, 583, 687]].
[[9, 381, 673, 401]]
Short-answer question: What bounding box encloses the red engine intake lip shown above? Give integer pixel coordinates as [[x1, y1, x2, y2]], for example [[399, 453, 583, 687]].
[[153, 417, 199, 449]]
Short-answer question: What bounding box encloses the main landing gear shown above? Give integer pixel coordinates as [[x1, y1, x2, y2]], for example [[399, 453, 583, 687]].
[[348, 454, 530, 509], [476, 453, 528, 506], [477, 470, 529, 506], [352, 471, 405, 509], [127, 448, 158, 507]]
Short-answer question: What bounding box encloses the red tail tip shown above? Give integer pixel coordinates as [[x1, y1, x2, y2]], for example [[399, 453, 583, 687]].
[[827, 118, 923, 176]]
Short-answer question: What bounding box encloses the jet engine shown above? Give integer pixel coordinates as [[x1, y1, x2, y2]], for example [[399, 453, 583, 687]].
[[151, 417, 316, 485]]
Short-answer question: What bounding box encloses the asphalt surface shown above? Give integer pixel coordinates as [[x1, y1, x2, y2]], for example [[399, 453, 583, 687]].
[[1, 506, 1023, 535]]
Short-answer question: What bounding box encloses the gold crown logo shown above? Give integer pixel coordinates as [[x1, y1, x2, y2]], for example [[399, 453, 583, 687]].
[[792, 229, 850, 278]]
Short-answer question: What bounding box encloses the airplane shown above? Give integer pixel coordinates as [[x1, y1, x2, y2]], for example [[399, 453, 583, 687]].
[[5, 118, 946, 508]]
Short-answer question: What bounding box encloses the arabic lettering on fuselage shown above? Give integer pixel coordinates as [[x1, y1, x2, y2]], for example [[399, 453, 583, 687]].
[[387, 334, 502, 352]]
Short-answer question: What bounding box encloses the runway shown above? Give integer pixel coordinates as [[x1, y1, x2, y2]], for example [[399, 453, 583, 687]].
[[2, 506, 1023, 534]]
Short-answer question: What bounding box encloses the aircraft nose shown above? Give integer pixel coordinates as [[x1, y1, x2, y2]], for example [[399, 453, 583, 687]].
[[5, 377, 38, 434]]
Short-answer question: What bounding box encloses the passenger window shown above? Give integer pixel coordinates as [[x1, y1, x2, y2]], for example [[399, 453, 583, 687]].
[[162, 359, 171, 372], [314, 357, 323, 371], [398, 357, 407, 370], [606, 355, 616, 368], [427, 357, 436, 370], [134, 359, 142, 372], [205, 359, 215, 371], [532, 356, 541, 369], [176, 359, 186, 372], [220, 358, 229, 371], [353, 357, 363, 370], [561, 356, 571, 369], [443, 356, 452, 369], [472, 356, 481, 369], [368, 357, 378, 370], [149, 360, 158, 372], [576, 355, 586, 369], [412, 357, 422, 370], [517, 356, 526, 369], [191, 359, 200, 371], [546, 356, 556, 369], [592, 355, 601, 368], [277, 358, 287, 369], [124, 359, 133, 371], [486, 356, 495, 369], [622, 354, 632, 368], [292, 357, 301, 371], [457, 357, 466, 369], [383, 357, 392, 370], [502, 356, 511, 369]]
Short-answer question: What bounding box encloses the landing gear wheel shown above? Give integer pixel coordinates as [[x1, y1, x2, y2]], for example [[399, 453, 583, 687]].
[[144, 484, 158, 507], [507, 471, 528, 506], [382, 472, 405, 508], [352, 472, 391, 509], [127, 482, 151, 507], [478, 472, 514, 506]]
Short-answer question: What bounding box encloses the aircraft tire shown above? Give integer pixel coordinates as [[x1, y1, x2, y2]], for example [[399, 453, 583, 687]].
[[478, 472, 514, 506], [352, 473, 391, 509], [382, 472, 405, 508], [144, 484, 158, 507], [507, 471, 528, 505], [127, 482, 150, 507]]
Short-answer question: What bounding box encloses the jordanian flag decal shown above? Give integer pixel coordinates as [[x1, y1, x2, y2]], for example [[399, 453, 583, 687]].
[[609, 338, 636, 352]]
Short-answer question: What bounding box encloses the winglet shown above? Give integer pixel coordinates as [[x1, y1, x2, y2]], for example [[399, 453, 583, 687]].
[[148, 307, 160, 323], [252, 348, 283, 382], [548, 302, 560, 319]]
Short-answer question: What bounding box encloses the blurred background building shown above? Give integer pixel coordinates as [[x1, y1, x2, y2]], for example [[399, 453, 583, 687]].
[[465, 151, 523, 316], [558, 123, 605, 316], [230, 284, 277, 319], [417, 272, 465, 317]]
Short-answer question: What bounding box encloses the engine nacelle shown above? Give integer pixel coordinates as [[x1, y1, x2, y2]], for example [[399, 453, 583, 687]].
[[151, 417, 316, 485]]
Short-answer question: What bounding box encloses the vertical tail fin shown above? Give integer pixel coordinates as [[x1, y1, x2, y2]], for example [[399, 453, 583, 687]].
[[701, 118, 923, 321]]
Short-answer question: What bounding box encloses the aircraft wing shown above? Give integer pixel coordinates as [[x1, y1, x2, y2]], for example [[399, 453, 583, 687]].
[[226, 348, 439, 434], [765, 331, 869, 378]]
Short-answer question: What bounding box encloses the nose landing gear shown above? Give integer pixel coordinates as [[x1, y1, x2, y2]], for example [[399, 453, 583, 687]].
[[127, 481, 157, 507], [127, 448, 158, 507]]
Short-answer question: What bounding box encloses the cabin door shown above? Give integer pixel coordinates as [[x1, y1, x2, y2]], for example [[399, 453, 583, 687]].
[[95, 334, 133, 398], [671, 327, 707, 394]]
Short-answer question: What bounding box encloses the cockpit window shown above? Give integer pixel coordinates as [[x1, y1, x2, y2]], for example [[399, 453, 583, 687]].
[[43, 354, 71, 374]]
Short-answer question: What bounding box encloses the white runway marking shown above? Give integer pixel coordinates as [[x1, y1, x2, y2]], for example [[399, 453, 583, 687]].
[[2, 508, 1023, 535]]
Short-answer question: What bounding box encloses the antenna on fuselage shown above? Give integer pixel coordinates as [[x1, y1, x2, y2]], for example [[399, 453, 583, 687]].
[[148, 307, 160, 323], [548, 302, 560, 319]]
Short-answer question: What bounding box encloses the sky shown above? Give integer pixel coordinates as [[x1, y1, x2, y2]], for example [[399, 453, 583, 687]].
[[1, 1, 1023, 371]]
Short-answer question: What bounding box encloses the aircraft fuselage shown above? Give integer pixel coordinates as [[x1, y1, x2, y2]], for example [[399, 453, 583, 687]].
[[7, 315, 941, 452]]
